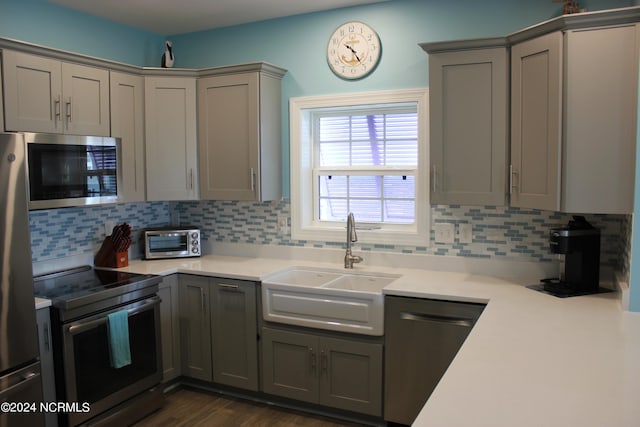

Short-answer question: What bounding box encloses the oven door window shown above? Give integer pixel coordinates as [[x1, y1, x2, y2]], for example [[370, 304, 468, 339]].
[[148, 234, 188, 254], [71, 307, 157, 404]]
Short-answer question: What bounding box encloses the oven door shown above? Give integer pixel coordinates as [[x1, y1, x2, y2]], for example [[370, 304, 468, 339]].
[[61, 296, 162, 426]]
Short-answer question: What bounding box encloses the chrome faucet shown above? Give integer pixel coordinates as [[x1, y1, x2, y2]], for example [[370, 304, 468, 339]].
[[344, 212, 363, 269]]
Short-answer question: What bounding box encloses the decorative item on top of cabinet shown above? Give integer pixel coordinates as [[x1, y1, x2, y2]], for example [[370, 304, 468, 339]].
[[161, 40, 174, 68], [511, 23, 638, 214], [197, 63, 286, 201], [2, 50, 110, 136], [421, 38, 509, 206], [145, 76, 198, 201], [110, 72, 146, 202]]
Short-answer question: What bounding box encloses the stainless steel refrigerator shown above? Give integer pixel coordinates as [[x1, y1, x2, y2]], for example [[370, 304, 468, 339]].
[[0, 133, 44, 427]]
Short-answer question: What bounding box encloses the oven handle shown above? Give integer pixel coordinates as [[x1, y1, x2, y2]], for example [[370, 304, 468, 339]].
[[66, 296, 161, 336]]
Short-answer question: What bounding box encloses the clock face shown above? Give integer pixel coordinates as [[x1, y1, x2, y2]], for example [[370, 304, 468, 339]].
[[327, 21, 381, 80]]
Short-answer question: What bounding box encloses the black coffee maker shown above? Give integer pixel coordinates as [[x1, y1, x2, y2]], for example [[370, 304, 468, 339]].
[[541, 216, 602, 297]]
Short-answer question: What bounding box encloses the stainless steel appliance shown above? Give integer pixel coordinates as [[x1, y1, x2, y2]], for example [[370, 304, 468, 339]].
[[33, 267, 163, 427], [384, 296, 485, 426], [0, 133, 45, 427], [25, 133, 122, 210], [141, 226, 201, 260]]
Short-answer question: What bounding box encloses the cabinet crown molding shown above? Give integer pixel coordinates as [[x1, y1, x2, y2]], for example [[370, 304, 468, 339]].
[[0, 37, 286, 78], [420, 5, 640, 52]]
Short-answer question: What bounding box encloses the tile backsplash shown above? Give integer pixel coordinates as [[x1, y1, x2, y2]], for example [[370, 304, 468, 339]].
[[29, 200, 631, 278]]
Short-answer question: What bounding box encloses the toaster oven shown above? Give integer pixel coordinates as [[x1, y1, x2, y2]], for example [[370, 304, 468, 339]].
[[142, 227, 201, 260]]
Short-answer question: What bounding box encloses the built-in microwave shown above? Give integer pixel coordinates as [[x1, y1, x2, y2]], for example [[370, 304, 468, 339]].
[[142, 227, 201, 260], [24, 132, 121, 210]]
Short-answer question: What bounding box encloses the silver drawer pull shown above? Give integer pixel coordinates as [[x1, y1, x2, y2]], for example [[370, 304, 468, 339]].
[[400, 311, 474, 328], [218, 283, 239, 289]]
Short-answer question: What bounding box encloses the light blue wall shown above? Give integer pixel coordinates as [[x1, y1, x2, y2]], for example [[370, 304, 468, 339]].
[[171, 0, 632, 198], [0, 0, 163, 66]]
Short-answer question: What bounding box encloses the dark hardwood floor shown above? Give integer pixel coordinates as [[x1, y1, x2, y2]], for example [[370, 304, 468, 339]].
[[133, 387, 368, 427]]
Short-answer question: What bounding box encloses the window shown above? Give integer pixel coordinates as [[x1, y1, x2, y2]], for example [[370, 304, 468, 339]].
[[290, 89, 429, 246]]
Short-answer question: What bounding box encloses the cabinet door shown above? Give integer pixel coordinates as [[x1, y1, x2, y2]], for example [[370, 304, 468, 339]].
[[2, 50, 62, 133], [261, 327, 318, 404], [110, 71, 146, 202], [210, 278, 259, 391], [562, 24, 638, 213], [145, 77, 198, 201], [319, 337, 382, 417], [158, 275, 181, 382], [511, 32, 562, 211], [61, 62, 110, 136], [36, 308, 57, 427], [179, 275, 212, 381], [429, 47, 508, 205], [198, 73, 260, 201]]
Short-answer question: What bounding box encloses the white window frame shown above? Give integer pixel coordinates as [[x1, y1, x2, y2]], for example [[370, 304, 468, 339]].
[[290, 88, 430, 246]]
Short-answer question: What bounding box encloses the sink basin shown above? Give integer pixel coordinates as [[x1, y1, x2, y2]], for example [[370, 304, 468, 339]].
[[321, 274, 396, 292], [261, 267, 401, 336]]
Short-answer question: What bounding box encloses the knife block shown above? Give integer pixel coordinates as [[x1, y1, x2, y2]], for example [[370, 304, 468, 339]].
[[94, 236, 129, 268]]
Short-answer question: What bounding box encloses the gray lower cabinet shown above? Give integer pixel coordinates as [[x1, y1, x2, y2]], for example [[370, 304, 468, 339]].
[[210, 278, 259, 391], [36, 307, 57, 427], [178, 274, 260, 391], [261, 327, 383, 417], [158, 274, 181, 382], [179, 275, 212, 381]]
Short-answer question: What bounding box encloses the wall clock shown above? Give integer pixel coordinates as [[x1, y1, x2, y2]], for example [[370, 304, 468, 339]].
[[327, 21, 381, 80]]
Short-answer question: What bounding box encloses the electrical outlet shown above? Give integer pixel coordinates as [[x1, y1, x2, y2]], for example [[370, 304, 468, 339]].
[[434, 223, 455, 244], [277, 215, 289, 235], [458, 223, 473, 244]]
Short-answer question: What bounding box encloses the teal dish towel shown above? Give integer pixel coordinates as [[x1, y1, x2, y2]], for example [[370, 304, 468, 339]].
[[107, 310, 132, 369]]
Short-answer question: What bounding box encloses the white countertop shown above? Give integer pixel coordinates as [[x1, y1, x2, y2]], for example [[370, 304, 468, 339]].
[[111, 254, 640, 426]]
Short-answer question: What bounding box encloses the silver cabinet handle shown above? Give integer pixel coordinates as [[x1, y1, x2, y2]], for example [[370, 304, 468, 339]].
[[400, 311, 474, 328], [510, 165, 518, 195], [309, 347, 316, 371], [218, 283, 239, 289], [432, 164, 437, 192], [250, 168, 256, 192], [54, 95, 61, 124], [65, 96, 72, 125], [189, 169, 194, 190]]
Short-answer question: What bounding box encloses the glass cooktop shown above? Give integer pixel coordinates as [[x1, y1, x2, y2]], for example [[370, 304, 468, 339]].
[[33, 265, 160, 311]]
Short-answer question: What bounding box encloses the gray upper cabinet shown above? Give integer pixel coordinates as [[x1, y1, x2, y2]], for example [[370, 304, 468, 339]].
[[510, 32, 562, 211], [210, 278, 259, 391], [2, 50, 110, 135], [110, 71, 146, 202], [511, 24, 638, 213], [425, 43, 509, 206], [145, 76, 198, 201], [197, 64, 286, 201]]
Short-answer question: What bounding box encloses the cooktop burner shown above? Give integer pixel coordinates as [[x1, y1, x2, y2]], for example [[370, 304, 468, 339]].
[[33, 265, 161, 316]]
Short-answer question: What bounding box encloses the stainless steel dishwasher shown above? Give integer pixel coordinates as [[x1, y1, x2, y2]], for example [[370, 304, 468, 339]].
[[384, 295, 485, 425]]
